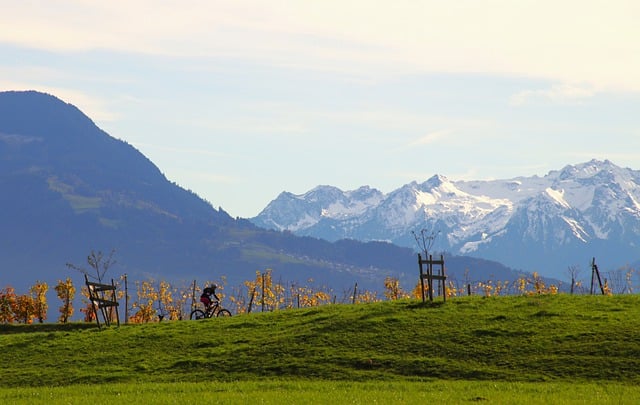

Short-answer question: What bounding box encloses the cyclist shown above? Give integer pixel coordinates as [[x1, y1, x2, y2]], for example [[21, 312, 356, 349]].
[[200, 285, 219, 310]]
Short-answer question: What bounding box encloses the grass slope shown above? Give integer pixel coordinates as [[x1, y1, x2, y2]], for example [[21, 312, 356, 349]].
[[2, 294, 640, 389]]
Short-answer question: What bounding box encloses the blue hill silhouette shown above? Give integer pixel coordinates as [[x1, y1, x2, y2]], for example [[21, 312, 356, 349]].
[[0, 91, 532, 297]]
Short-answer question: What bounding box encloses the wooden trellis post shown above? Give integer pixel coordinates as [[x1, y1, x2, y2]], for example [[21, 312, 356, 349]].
[[590, 257, 605, 295], [84, 274, 120, 328], [418, 254, 446, 302]]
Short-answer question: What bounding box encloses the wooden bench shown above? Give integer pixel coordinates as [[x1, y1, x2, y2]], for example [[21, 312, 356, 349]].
[[85, 274, 120, 327]]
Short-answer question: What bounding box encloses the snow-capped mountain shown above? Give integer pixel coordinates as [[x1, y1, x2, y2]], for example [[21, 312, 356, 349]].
[[251, 160, 640, 277]]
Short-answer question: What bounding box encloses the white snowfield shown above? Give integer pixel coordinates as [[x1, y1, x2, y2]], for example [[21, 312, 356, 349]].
[[252, 159, 640, 273]]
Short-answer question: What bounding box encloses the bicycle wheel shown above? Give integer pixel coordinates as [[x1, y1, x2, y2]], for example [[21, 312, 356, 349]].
[[190, 309, 207, 320], [216, 309, 232, 317]]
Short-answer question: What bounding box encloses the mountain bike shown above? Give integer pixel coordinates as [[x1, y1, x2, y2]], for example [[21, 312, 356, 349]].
[[190, 301, 232, 319]]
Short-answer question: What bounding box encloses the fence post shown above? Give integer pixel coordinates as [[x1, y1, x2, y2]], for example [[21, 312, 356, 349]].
[[247, 287, 256, 314], [427, 255, 433, 301], [124, 273, 129, 323], [352, 282, 358, 304], [191, 280, 197, 311], [261, 272, 266, 312], [418, 254, 425, 302]]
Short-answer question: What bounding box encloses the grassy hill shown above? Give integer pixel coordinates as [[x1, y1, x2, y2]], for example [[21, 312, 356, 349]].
[[2, 294, 640, 402]]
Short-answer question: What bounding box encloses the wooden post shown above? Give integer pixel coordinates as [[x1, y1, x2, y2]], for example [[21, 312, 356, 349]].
[[247, 287, 256, 313], [111, 278, 120, 327], [352, 282, 358, 304], [261, 272, 266, 312], [191, 280, 197, 311], [570, 274, 575, 295], [591, 257, 605, 295], [428, 255, 434, 301], [418, 254, 446, 303], [441, 255, 447, 303], [124, 273, 129, 324], [467, 283, 471, 296], [418, 254, 426, 302]]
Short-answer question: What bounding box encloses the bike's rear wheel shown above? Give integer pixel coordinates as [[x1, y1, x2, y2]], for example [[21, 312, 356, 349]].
[[217, 309, 232, 317], [190, 309, 206, 320]]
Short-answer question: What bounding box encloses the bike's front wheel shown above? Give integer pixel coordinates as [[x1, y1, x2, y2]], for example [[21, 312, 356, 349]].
[[216, 309, 232, 317], [190, 309, 207, 320]]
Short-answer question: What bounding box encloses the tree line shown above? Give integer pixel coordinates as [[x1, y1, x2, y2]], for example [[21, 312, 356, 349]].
[[0, 269, 603, 325], [1, 249, 635, 324]]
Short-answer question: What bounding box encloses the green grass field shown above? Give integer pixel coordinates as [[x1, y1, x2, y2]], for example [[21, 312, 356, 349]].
[[2, 294, 640, 403]]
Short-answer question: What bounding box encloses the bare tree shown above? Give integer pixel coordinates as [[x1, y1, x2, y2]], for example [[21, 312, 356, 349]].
[[604, 265, 636, 294], [412, 229, 440, 257], [67, 249, 116, 283], [566, 265, 582, 294]]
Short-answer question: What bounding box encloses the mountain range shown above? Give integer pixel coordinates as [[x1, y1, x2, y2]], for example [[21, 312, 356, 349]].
[[1, 90, 535, 299], [251, 160, 640, 278]]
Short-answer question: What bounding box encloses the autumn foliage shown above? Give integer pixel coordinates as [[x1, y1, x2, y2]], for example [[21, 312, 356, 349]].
[[54, 278, 75, 323], [1, 262, 636, 325], [31, 281, 48, 323], [0, 287, 17, 323]]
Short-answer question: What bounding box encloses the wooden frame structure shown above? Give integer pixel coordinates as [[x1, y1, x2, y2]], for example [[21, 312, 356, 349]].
[[84, 274, 120, 328], [418, 254, 446, 302]]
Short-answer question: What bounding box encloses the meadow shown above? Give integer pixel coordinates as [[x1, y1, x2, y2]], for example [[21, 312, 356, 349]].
[[2, 294, 640, 403]]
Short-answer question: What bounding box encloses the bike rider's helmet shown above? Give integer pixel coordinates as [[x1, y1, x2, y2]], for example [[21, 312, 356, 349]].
[[203, 287, 213, 295]]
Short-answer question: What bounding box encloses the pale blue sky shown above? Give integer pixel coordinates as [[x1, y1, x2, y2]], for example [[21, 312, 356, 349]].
[[2, 1, 639, 218]]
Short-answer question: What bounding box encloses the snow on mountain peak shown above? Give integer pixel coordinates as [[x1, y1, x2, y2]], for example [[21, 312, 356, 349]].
[[414, 175, 469, 205], [251, 160, 640, 276], [555, 159, 624, 182], [544, 187, 570, 209], [421, 174, 448, 188]]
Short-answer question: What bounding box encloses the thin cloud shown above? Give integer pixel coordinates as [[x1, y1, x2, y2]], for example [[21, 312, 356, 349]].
[[510, 83, 595, 106], [2, 2, 639, 91]]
